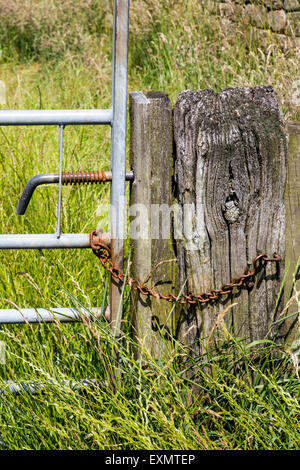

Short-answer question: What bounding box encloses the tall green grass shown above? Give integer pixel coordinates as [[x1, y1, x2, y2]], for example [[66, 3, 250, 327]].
[[0, 0, 299, 450], [0, 292, 299, 450]]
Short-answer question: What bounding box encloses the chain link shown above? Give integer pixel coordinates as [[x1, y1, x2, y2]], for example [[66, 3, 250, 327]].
[[89, 229, 282, 305]]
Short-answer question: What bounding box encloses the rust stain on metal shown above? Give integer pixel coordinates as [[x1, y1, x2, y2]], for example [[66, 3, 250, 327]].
[[62, 170, 107, 185], [90, 229, 111, 249]]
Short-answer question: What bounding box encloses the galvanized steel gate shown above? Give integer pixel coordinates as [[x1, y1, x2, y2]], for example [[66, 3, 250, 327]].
[[0, 0, 130, 326]]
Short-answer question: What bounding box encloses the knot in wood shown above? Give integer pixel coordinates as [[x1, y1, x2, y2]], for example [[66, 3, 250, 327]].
[[222, 194, 240, 224]]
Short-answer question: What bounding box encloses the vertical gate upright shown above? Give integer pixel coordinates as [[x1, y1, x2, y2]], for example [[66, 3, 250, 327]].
[[0, 0, 130, 328]]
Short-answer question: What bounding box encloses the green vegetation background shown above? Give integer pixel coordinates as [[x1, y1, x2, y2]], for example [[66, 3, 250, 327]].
[[0, 0, 298, 450]]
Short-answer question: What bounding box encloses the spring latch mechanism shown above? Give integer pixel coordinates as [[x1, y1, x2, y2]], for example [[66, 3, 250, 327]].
[[62, 170, 108, 185], [16, 170, 134, 215]]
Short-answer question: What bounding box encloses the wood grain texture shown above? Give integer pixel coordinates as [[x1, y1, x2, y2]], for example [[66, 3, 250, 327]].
[[174, 86, 287, 349], [129, 91, 177, 358], [285, 123, 300, 344]]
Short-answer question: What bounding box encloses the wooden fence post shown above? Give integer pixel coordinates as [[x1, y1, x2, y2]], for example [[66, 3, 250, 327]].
[[129, 91, 177, 358], [285, 123, 300, 345], [128, 87, 298, 357], [173, 86, 288, 351]]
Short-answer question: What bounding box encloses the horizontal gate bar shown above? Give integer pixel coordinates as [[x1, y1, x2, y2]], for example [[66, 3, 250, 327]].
[[0, 307, 102, 323], [0, 108, 113, 126], [0, 233, 91, 249]]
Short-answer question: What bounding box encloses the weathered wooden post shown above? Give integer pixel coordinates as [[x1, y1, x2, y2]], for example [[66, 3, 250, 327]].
[[173, 86, 288, 351], [129, 86, 298, 357], [129, 91, 177, 358], [285, 122, 300, 346]]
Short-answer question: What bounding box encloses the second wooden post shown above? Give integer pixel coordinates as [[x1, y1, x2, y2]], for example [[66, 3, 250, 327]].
[[129, 91, 177, 358]]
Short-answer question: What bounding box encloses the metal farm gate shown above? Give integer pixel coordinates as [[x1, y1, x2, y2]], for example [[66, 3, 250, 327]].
[[0, 1, 130, 329]]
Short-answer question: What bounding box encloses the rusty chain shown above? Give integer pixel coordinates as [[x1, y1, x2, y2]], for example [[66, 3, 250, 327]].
[[89, 229, 282, 305]]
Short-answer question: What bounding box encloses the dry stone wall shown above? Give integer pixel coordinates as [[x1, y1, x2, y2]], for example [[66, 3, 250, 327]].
[[203, 1, 300, 43]]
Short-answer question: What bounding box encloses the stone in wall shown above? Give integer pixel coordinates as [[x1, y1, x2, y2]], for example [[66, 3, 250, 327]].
[[287, 11, 300, 34], [244, 4, 268, 28], [283, 0, 300, 11], [252, 23, 300, 48], [260, 0, 284, 9], [231, 0, 299, 9], [267, 9, 287, 32], [201, 0, 300, 36], [219, 2, 244, 20]]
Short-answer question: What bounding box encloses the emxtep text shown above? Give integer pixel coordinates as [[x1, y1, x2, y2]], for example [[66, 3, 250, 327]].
[[149, 454, 196, 464]]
